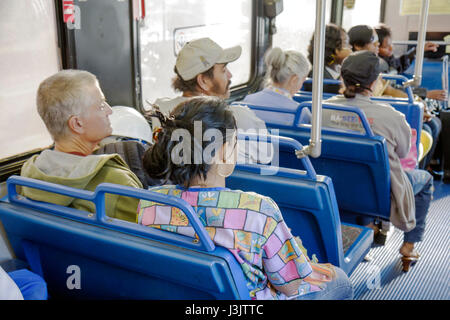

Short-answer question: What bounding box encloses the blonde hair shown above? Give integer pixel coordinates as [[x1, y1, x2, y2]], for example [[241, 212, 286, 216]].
[[36, 69, 99, 140], [264, 47, 310, 85]]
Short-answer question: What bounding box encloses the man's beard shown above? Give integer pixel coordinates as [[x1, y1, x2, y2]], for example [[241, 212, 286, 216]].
[[210, 80, 231, 98]]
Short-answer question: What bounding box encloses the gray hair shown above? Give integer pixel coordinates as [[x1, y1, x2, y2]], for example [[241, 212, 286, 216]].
[[36, 69, 99, 141], [264, 47, 310, 85]]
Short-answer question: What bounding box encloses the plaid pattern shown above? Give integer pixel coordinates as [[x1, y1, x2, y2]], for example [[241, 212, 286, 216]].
[[138, 185, 319, 300]]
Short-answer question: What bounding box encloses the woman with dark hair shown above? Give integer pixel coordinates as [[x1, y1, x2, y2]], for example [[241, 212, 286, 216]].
[[375, 24, 439, 75], [323, 51, 434, 272], [304, 23, 352, 94], [375, 24, 445, 172], [347, 24, 407, 98], [138, 96, 353, 300]]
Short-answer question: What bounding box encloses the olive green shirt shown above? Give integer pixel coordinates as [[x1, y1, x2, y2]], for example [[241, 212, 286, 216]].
[[20, 150, 143, 223]]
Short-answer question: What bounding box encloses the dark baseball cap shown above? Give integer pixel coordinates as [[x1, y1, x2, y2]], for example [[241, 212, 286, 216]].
[[341, 50, 381, 87], [348, 25, 378, 47]]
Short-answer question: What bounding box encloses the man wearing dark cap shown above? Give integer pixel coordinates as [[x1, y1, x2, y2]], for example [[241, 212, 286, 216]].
[[323, 50, 433, 272]]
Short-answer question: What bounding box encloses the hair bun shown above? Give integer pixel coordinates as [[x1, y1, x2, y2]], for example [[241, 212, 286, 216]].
[[265, 47, 286, 70], [144, 102, 176, 128]]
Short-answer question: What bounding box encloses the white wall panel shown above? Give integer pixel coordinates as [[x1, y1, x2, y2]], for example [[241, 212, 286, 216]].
[[0, 0, 60, 159]]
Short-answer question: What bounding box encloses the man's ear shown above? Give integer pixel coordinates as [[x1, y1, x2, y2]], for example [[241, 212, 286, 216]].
[[196, 73, 212, 93], [67, 115, 84, 135]]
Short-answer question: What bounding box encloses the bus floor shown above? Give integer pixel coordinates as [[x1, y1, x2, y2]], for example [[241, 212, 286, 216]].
[[350, 179, 450, 300]]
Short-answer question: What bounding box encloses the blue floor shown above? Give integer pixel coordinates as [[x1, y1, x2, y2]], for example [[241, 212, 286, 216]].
[[350, 180, 450, 300]]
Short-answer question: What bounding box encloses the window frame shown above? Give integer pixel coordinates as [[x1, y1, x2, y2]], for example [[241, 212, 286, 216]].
[[134, 0, 260, 112]]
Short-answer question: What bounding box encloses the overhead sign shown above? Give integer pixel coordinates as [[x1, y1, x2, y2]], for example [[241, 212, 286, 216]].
[[400, 0, 450, 15]]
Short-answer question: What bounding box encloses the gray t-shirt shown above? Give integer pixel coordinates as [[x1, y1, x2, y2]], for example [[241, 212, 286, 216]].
[[323, 94, 416, 232]]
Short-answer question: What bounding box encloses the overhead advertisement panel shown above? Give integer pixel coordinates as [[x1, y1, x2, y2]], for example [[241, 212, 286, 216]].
[[400, 0, 450, 15]]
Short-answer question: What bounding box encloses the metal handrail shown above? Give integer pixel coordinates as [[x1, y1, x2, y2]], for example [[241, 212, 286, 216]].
[[393, 40, 450, 46], [404, 0, 430, 89], [297, 0, 326, 159]]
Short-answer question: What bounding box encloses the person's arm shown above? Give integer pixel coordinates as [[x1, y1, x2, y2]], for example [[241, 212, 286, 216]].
[[394, 112, 412, 159], [424, 42, 439, 53], [114, 192, 142, 223], [298, 107, 312, 124], [382, 83, 408, 98], [397, 42, 438, 73], [115, 170, 143, 223], [262, 218, 314, 297], [426, 89, 448, 101], [100, 157, 144, 223]]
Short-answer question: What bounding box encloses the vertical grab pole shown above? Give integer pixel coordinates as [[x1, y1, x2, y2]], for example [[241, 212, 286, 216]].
[[296, 0, 325, 159], [405, 0, 430, 88]]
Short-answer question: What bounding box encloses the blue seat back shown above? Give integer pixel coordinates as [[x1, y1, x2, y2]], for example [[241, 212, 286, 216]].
[[228, 134, 373, 274], [294, 74, 423, 152], [0, 176, 250, 299], [300, 77, 342, 95], [239, 102, 391, 222], [403, 57, 450, 91]]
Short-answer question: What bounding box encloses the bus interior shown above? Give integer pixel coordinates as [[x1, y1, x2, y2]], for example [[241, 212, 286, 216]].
[[0, 0, 449, 300]]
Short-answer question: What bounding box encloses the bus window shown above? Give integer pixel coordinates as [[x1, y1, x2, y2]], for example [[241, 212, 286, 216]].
[[139, 0, 253, 108], [0, 0, 59, 160], [342, 0, 382, 32], [272, 0, 332, 57]]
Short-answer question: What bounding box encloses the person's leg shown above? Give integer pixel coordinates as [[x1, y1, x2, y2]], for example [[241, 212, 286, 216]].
[[419, 123, 433, 169], [295, 267, 353, 300], [421, 117, 442, 169], [402, 169, 433, 255], [440, 110, 450, 183]]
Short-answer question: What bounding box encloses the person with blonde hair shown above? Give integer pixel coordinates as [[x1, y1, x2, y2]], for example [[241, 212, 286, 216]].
[[20, 69, 143, 223], [242, 47, 312, 124]]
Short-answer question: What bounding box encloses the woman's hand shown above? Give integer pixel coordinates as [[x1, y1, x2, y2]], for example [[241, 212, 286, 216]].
[[424, 42, 439, 52], [427, 89, 448, 101], [306, 269, 332, 282]]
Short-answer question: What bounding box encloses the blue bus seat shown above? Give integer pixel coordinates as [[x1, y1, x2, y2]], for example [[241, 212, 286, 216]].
[[228, 134, 373, 275], [0, 176, 251, 299], [237, 102, 391, 224], [300, 77, 342, 94], [403, 57, 450, 91]]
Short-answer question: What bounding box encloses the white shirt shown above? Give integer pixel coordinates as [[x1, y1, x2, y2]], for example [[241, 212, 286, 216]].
[[325, 65, 341, 80], [0, 267, 23, 300]]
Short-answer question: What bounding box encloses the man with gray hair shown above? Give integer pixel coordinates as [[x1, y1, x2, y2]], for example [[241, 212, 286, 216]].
[[154, 37, 271, 164], [20, 69, 143, 223]]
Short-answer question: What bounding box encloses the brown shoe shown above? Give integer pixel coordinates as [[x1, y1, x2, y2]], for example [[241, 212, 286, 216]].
[[400, 250, 420, 272]]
